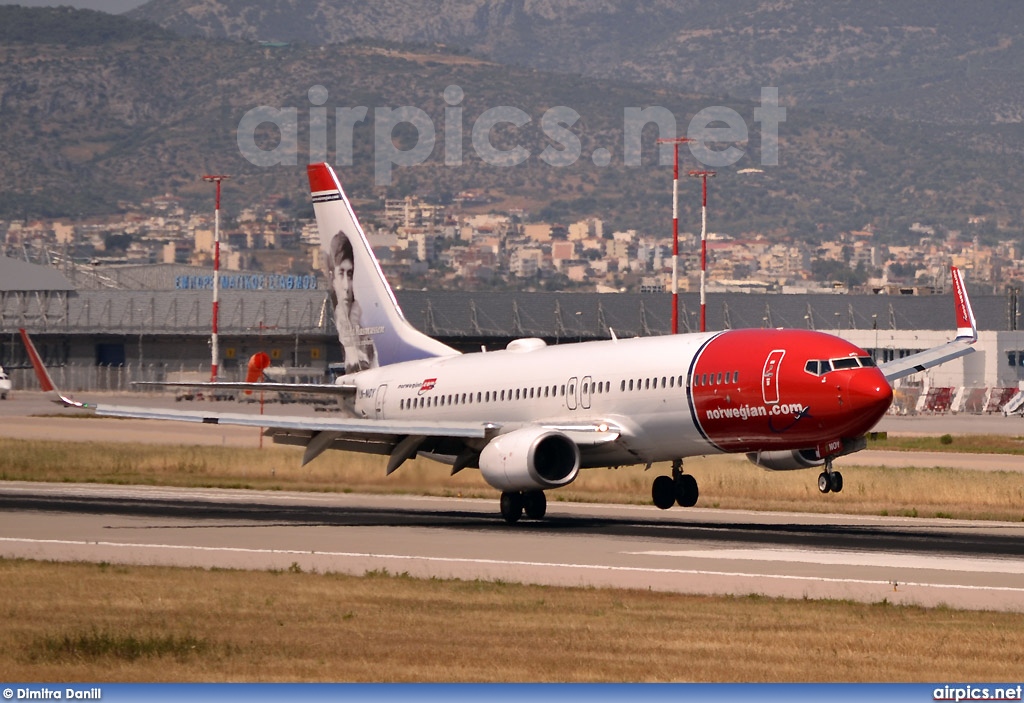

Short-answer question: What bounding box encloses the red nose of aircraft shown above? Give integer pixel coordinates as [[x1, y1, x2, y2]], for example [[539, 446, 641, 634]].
[[846, 368, 893, 433]]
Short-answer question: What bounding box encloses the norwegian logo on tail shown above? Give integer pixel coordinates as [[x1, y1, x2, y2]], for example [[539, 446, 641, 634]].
[[307, 163, 457, 373], [950, 266, 978, 343]]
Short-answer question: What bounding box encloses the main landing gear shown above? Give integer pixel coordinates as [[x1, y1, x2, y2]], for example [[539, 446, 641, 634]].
[[499, 490, 547, 524], [651, 459, 699, 510], [817, 460, 844, 494]]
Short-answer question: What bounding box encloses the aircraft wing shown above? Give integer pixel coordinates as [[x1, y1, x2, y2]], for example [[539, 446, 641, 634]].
[[98, 401, 493, 468], [878, 266, 978, 383], [878, 339, 975, 383], [89, 402, 485, 437], [133, 380, 357, 397], [18, 328, 491, 466]]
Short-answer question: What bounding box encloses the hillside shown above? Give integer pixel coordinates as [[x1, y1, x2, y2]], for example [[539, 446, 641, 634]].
[[1, 6, 1023, 243], [127, 0, 1024, 128]]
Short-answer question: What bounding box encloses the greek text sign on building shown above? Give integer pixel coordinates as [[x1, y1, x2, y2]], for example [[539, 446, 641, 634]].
[[175, 274, 321, 291]]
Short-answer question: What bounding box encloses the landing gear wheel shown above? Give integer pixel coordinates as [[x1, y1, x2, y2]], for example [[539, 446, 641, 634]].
[[817, 471, 832, 494], [676, 473, 699, 508], [523, 491, 547, 520], [652, 475, 675, 510], [829, 471, 844, 493], [499, 491, 524, 524]]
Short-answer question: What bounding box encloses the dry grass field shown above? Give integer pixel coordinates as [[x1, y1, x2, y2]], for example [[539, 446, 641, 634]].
[[1, 437, 1021, 521], [2, 432, 1023, 682], [869, 433, 1024, 455], [2, 558, 1023, 682]]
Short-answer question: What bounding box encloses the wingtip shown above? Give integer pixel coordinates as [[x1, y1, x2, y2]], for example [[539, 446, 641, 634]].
[[18, 328, 88, 407], [950, 266, 978, 343], [18, 328, 55, 393]]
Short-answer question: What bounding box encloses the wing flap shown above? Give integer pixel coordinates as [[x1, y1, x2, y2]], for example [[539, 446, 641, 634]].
[[94, 402, 489, 438], [133, 380, 357, 396]]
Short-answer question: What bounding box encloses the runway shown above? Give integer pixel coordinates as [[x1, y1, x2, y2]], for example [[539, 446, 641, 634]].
[[1, 481, 1022, 612]]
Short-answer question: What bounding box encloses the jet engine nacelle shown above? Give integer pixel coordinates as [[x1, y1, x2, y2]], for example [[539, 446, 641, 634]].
[[479, 427, 580, 491], [747, 448, 824, 471]]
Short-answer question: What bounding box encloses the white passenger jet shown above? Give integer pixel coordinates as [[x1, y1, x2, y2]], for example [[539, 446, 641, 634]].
[[20, 163, 978, 523]]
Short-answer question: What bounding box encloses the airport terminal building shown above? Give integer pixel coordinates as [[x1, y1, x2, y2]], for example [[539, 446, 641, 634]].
[[3, 255, 1023, 414]]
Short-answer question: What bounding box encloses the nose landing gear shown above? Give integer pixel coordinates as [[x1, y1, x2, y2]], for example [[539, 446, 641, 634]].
[[817, 459, 844, 494], [652, 459, 699, 509]]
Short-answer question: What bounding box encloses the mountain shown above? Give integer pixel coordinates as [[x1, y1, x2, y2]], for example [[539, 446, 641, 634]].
[[1, 5, 1023, 245], [127, 0, 1024, 127]]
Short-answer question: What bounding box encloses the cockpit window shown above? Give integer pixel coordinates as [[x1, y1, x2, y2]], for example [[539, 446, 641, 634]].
[[805, 355, 876, 376]]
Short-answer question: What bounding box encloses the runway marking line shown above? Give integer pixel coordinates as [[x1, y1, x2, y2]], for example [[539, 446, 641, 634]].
[[2, 537, 1023, 595], [630, 548, 1024, 575]]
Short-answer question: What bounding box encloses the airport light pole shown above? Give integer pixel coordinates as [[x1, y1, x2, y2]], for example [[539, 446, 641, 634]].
[[202, 174, 230, 382], [656, 137, 693, 334], [688, 169, 716, 333]]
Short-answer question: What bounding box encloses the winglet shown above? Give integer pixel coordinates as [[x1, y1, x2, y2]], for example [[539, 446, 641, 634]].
[[951, 266, 977, 343], [877, 268, 978, 383], [18, 329, 90, 408]]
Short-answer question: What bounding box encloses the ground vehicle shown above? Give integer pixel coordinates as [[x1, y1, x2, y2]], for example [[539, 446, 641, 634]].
[[0, 366, 11, 399]]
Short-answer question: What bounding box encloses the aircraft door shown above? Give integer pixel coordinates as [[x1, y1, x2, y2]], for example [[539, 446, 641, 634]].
[[581, 375, 593, 409], [566, 376, 578, 410], [375, 384, 388, 418], [762, 350, 785, 404]]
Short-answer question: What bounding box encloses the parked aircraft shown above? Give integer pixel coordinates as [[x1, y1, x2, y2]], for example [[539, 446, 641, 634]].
[[19, 163, 978, 522]]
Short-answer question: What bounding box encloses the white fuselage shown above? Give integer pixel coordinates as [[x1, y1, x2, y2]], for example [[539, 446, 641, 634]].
[[343, 325, 894, 471], [349, 333, 720, 466]]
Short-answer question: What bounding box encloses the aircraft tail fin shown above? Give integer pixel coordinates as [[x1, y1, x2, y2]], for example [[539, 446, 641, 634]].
[[18, 329, 90, 409], [308, 163, 457, 374]]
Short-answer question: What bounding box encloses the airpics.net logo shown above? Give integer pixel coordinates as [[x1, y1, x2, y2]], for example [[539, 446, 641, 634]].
[[236, 85, 785, 185]]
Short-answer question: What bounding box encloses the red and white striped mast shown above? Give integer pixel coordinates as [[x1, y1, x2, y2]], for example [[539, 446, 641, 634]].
[[202, 174, 230, 381], [655, 137, 693, 334], [688, 169, 715, 333]]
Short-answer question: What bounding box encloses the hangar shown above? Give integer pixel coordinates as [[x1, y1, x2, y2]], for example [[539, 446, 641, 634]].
[[2, 255, 1022, 413]]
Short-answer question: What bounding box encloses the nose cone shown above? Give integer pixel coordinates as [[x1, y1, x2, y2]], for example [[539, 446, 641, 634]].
[[847, 368, 893, 431]]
